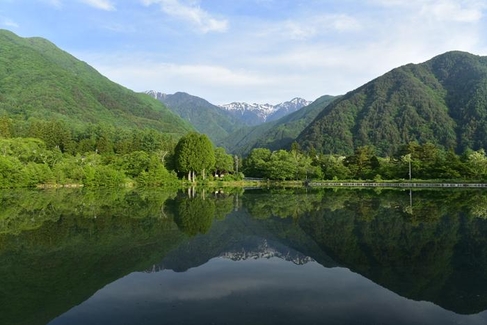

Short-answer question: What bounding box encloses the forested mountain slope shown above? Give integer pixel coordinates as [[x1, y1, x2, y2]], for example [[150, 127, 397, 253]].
[[297, 51, 487, 156], [0, 29, 192, 135], [221, 95, 336, 155], [147, 91, 244, 143]]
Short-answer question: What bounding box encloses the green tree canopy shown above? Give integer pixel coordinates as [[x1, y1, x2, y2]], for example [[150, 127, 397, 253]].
[[213, 147, 234, 176], [243, 148, 272, 178], [174, 132, 215, 181]]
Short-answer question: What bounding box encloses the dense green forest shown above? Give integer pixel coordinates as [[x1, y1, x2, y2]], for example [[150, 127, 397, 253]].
[[297, 51, 487, 156], [0, 119, 179, 187]]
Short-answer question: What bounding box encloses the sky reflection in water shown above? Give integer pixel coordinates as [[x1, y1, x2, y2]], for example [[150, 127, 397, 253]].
[[49, 257, 487, 325]]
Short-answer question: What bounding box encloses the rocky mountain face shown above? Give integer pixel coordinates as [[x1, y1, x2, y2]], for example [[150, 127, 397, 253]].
[[220, 97, 312, 125], [220, 95, 336, 155], [145, 90, 168, 102]]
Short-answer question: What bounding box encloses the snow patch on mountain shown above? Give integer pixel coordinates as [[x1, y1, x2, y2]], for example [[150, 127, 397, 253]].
[[145, 238, 314, 273], [145, 90, 312, 126], [145, 90, 168, 101], [220, 97, 312, 122], [219, 239, 314, 265]]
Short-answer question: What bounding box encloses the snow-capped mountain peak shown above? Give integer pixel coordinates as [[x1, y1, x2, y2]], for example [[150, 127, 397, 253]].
[[145, 89, 312, 127], [280, 97, 312, 109], [145, 90, 168, 101], [220, 102, 274, 113], [219, 97, 311, 123]]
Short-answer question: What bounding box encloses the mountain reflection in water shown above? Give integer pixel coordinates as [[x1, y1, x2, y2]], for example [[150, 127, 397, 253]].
[[1, 188, 487, 325]]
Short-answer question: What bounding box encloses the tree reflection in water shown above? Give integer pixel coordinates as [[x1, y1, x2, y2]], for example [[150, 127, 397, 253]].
[[1, 187, 487, 325]]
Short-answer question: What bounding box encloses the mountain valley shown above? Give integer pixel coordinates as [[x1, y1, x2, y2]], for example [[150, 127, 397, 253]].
[[147, 90, 313, 145], [3, 29, 487, 158]]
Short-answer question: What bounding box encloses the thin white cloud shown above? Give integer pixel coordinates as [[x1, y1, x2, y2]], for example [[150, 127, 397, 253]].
[[330, 14, 363, 31], [79, 0, 116, 11], [40, 0, 115, 10], [370, 0, 485, 23], [101, 23, 136, 33], [421, 1, 483, 22], [73, 50, 280, 103], [99, 60, 272, 89], [39, 0, 63, 8], [1, 18, 19, 28], [283, 21, 316, 40], [141, 0, 228, 33], [258, 14, 362, 41]]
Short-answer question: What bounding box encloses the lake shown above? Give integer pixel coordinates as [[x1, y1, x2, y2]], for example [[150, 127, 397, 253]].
[[1, 187, 487, 325]]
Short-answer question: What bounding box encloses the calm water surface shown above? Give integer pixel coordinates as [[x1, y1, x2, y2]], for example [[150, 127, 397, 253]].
[[1, 188, 487, 325]]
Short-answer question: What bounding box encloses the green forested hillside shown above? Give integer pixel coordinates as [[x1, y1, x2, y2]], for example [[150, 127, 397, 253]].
[[221, 95, 336, 155], [297, 51, 487, 156], [0, 29, 192, 135], [153, 92, 244, 143]]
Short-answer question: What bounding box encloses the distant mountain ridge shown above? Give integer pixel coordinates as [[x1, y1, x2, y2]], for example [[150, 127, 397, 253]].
[[219, 97, 312, 125], [146, 90, 313, 144], [219, 95, 336, 155], [146, 90, 246, 143]]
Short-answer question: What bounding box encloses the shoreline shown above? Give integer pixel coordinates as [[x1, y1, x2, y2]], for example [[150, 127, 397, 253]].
[[20, 179, 487, 190], [307, 182, 487, 188]]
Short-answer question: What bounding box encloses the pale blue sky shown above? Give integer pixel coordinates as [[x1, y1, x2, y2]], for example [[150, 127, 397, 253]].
[[2, 0, 487, 104]]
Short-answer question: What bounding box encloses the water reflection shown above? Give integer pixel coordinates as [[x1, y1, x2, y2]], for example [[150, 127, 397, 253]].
[[0, 188, 187, 325], [1, 188, 487, 324], [49, 258, 487, 325]]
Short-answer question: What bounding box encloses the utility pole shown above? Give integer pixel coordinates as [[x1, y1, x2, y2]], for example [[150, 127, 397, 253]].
[[235, 155, 239, 175], [406, 153, 412, 182], [409, 157, 412, 181]]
